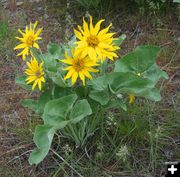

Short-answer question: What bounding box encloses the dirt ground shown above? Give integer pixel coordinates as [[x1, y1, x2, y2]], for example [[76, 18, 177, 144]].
[[0, 0, 179, 177]]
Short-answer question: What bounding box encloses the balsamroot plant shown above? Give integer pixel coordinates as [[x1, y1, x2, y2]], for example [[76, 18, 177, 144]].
[[14, 17, 168, 164]]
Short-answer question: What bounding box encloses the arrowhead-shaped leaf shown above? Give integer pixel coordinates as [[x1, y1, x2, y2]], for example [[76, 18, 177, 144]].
[[143, 64, 168, 84], [21, 90, 52, 115], [70, 99, 92, 124], [89, 90, 110, 105], [43, 94, 77, 127], [115, 45, 160, 74], [29, 125, 55, 165], [108, 72, 161, 101]]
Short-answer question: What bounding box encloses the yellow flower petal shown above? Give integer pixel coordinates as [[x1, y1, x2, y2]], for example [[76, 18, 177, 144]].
[[33, 42, 39, 49], [71, 72, 78, 85], [32, 79, 38, 90], [83, 17, 90, 35], [94, 19, 104, 35], [14, 43, 27, 50], [38, 79, 42, 90], [82, 70, 92, 79], [79, 71, 85, 86], [64, 69, 74, 80]]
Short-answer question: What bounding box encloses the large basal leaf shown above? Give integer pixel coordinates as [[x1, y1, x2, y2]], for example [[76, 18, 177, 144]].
[[21, 90, 52, 115], [42, 94, 77, 127], [143, 64, 168, 84], [36, 91, 52, 114], [69, 99, 92, 124], [29, 124, 55, 165], [89, 89, 110, 105], [75, 86, 88, 99], [114, 45, 160, 74], [88, 75, 108, 91], [108, 72, 161, 101], [53, 86, 73, 99], [109, 72, 154, 91], [90, 72, 161, 101]]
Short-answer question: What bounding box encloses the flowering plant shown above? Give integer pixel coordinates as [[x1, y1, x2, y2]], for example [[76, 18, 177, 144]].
[[15, 17, 168, 165]]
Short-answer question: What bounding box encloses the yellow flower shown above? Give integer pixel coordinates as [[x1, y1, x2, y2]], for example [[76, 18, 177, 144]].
[[25, 57, 45, 90], [14, 21, 42, 60], [74, 16, 119, 62], [60, 50, 99, 86], [129, 94, 135, 104]]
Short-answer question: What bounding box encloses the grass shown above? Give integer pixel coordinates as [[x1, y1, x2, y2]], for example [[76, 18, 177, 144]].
[[0, 19, 17, 61], [23, 100, 177, 177], [0, 1, 179, 177]]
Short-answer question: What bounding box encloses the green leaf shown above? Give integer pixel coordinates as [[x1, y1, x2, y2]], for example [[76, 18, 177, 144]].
[[29, 124, 55, 165], [109, 72, 154, 92], [89, 71, 161, 101], [143, 64, 168, 84], [42, 94, 77, 127], [75, 86, 87, 98], [47, 43, 64, 59], [139, 88, 161, 101], [47, 71, 66, 88], [105, 98, 127, 111], [70, 99, 92, 124], [67, 35, 77, 47], [114, 45, 160, 74], [53, 86, 73, 99], [87, 98, 100, 113], [21, 99, 38, 112], [21, 90, 52, 115], [108, 72, 161, 101], [30, 48, 42, 62], [173, 0, 180, 3], [113, 34, 126, 46], [36, 91, 52, 114], [62, 36, 76, 54], [89, 89, 110, 105], [117, 99, 127, 111], [88, 75, 108, 91], [41, 53, 57, 72], [15, 75, 33, 91], [42, 43, 64, 72]]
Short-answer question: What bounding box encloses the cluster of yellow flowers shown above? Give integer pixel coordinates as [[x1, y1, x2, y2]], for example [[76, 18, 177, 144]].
[[14, 21, 44, 90], [14, 17, 119, 90]]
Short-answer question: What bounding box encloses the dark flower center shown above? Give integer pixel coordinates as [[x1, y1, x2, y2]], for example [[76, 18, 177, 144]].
[[87, 35, 99, 48]]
